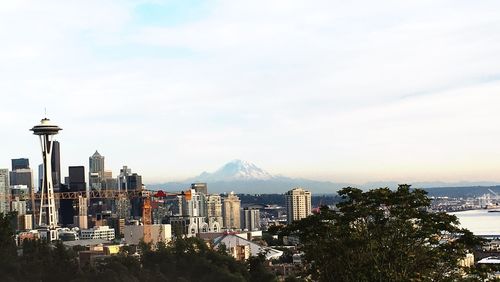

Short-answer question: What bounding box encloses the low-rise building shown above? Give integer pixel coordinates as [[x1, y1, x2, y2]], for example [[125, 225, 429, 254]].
[[169, 216, 219, 237], [213, 233, 283, 261], [80, 226, 115, 241], [124, 224, 172, 245]]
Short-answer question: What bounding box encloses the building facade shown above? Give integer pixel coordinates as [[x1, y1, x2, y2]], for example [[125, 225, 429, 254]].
[[222, 192, 241, 230], [69, 166, 86, 192], [117, 166, 131, 192], [80, 225, 115, 240], [0, 169, 10, 214], [51, 141, 61, 191], [124, 224, 172, 245], [12, 158, 29, 170], [191, 183, 208, 195], [207, 194, 223, 226], [9, 168, 32, 188], [285, 188, 312, 224], [89, 151, 105, 190], [242, 208, 260, 231]]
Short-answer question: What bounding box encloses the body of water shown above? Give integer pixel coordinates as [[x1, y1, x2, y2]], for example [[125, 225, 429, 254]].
[[450, 209, 500, 236]]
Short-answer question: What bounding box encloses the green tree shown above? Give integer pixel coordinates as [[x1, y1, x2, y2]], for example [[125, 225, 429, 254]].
[[140, 237, 249, 281], [248, 253, 277, 282], [287, 185, 483, 282], [0, 212, 20, 281]]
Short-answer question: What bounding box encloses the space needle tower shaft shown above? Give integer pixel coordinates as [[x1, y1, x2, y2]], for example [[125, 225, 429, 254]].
[[31, 118, 62, 241]]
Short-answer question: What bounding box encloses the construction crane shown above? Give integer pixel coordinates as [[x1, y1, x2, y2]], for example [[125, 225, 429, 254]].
[[488, 189, 499, 206], [143, 197, 152, 244], [142, 190, 187, 246], [9, 189, 183, 201]]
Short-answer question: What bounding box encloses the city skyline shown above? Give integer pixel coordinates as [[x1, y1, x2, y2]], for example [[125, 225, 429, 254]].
[[1, 1, 500, 184]]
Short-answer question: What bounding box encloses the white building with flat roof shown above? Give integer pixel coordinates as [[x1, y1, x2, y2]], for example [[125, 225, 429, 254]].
[[80, 226, 115, 241]]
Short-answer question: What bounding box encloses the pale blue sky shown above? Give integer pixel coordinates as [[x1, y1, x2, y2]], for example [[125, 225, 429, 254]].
[[1, 0, 500, 184]]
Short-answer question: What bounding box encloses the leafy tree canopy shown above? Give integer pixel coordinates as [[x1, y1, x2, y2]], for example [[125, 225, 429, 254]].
[[286, 185, 483, 282]]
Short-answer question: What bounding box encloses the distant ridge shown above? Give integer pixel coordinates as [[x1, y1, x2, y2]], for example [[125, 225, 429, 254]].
[[422, 185, 500, 198], [147, 160, 500, 194]]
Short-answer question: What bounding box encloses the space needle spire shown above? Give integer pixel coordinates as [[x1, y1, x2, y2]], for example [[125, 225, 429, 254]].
[[31, 117, 62, 241]]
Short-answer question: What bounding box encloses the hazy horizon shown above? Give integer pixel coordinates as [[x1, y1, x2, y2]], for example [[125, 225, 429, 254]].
[[2, 1, 500, 184]]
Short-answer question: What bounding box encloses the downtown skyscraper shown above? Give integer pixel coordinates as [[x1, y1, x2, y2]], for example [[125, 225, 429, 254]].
[[89, 151, 105, 190]]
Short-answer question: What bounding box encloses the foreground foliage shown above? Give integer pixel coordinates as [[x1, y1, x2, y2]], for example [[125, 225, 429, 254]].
[[0, 212, 275, 282], [286, 185, 484, 281]]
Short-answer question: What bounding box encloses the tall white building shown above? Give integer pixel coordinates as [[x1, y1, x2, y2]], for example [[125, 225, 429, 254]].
[[182, 189, 203, 217], [285, 188, 312, 224], [0, 169, 10, 214]]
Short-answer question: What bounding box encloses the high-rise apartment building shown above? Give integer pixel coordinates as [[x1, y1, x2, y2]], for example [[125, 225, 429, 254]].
[[222, 192, 241, 230], [206, 194, 223, 230], [242, 208, 260, 231], [181, 189, 203, 217], [285, 188, 312, 224], [207, 194, 222, 218], [0, 169, 10, 214]]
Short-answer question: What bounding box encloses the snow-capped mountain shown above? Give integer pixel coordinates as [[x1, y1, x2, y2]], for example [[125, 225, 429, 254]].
[[150, 159, 349, 193], [191, 160, 275, 182]]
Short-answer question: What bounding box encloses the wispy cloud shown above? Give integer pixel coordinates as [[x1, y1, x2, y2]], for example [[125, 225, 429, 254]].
[[0, 1, 499, 184]]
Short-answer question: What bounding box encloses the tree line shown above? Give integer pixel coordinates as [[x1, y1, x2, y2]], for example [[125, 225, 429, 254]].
[[0, 185, 494, 281]]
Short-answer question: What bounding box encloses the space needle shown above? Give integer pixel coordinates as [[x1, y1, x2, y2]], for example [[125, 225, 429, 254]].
[[31, 117, 62, 241]]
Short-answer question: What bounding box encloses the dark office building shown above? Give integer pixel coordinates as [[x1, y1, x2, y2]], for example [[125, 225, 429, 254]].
[[68, 166, 86, 192], [9, 169, 32, 187], [51, 141, 61, 190], [62, 166, 86, 226], [59, 184, 75, 226], [191, 183, 208, 195], [38, 164, 43, 192], [12, 158, 29, 170], [126, 173, 143, 191], [126, 173, 143, 218]]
